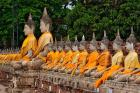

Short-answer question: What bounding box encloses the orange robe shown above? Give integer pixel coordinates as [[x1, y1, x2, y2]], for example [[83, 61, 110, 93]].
[[70, 51, 88, 74], [57, 50, 73, 69], [80, 51, 99, 74], [33, 31, 53, 57], [0, 34, 37, 61], [95, 50, 124, 88], [46, 51, 55, 64], [50, 51, 66, 69], [64, 51, 80, 70], [96, 50, 111, 72], [46, 51, 60, 69], [121, 51, 140, 74]]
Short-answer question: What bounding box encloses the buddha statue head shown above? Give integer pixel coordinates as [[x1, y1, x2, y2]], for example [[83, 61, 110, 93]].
[[40, 7, 52, 33], [47, 43, 53, 52], [24, 13, 35, 36], [64, 35, 71, 52], [126, 27, 137, 51], [100, 30, 109, 50], [58, 36, 64, 51], [72, 35, 79, 51], [113, 29, 123, 51], [79, 35, 87, 51], [89, 32, 97, 51]]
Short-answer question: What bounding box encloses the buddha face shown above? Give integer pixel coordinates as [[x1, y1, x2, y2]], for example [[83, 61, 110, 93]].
[[100, 43, 106, 50], [72, 45, 78, 51], [113, 43, 119, 50], [48, 46, 52, 51], [89, 44, 96, 51], [125, 42, 133, 51], [65, 45, 71, 52], [53, 45, 57, 51], [23, 24, 33, 36], [79, 44, 85, 51], [40, 21, 49, 33], [58, 46, 63, 51]]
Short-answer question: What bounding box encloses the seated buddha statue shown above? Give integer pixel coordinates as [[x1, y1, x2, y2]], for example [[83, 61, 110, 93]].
[[26, 7, 54, 69], [94, 29, 124, 88], [114, 27, 140, 82], [0, 13, 37, 64], [58, 35, 73, 72], [79, 32, 99, 75], [52, 37, 66, 71], [44, 38, 63, 70], [89, 31, 111, 78], [41, 43, 54, 70], [64, 35, 80, 74], [66, 35, 88, 76], [33, 7, 53, 58]]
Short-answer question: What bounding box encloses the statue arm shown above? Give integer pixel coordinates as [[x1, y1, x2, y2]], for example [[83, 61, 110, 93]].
[[102, 66, 111, 73], [36, 50, 48, 62], [130, 68, 140, 75], [21, 50, 33, 61], [72, 54, 79, 64], [26, 50, 33, 57], [112, 67, 124, 76], [79, 54, 88, 68]]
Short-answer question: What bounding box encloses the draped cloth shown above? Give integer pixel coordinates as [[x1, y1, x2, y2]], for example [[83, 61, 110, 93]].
[[58, 50, 73, 69], [0, 34, 37, 62], [122, 51, 140, 74], [96, 50, 111, 72], [80, 51, 99, 74], [64, 51, 80, 70], [70, 51, 88, 75], [33, 31, 53, 57], [95, 51, 124, 88], [48, 51, 66, 69]]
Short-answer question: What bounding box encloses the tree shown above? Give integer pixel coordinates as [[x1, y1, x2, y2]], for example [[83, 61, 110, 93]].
[[0, 0, 140, 48]]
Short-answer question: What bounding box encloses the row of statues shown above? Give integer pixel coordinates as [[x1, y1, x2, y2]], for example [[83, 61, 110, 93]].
[[0, 7, 140, 89], [0, 7, 53, 63]]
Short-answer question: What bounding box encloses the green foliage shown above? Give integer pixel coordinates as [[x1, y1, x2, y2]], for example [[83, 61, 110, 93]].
[[65, 0, 140, 41], [0, 0, 140, 48]]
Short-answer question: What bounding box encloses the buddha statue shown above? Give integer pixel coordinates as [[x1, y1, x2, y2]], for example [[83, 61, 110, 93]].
[[80, 32, 99, 75], [72, 35, 89, 75], [95, 29, 124, 88], [52, 37, 66, 71], [114, 27, 140, 82], [45, 38, 60, 70], [90, 31, 111, 78], [26, 7, 54, 70], [64, 35, 80, 74], [33, 7, 53, 57], [58, 35, 73, 72], [0, 13, 37, 67], [41, 43, 54, 70]]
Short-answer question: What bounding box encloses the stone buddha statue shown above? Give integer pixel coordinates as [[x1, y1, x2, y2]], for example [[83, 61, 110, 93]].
[[52, 37, 66, 71], [64, 35, 80, 74], [95, 29, 124, 88], [80, 32, 99, 76], [69, 35, 89, 76], [26, 7, 54, 70], [4, 14, 38, 69], [58, 35, 73, 72], [89, 31, 111, 78], [114, 27, 140, 82], [33, 7, 53, 58], [0, 13, 37, 64]]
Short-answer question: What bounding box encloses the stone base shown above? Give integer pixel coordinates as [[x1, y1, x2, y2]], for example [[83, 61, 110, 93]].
[[1, 67, 140, 93]]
